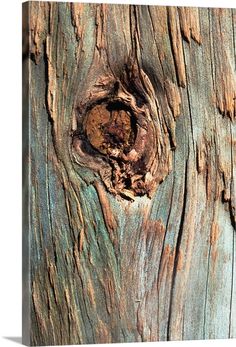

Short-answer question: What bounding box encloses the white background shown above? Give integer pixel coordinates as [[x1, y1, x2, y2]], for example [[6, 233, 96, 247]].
[[0, 0, 235, 346]]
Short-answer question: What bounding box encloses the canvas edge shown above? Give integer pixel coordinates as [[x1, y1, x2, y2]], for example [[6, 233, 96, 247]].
[[22, 2, 31, 346]]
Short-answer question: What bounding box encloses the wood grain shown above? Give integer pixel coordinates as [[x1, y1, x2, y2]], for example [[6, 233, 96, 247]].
[[22, 2, 236, 345]]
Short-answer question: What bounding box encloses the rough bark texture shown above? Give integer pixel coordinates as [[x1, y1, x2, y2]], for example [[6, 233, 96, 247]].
[[23, 2, 236, 346]]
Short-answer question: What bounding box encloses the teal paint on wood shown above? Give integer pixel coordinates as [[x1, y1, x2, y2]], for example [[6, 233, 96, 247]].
[[22, 2, 236, 346]]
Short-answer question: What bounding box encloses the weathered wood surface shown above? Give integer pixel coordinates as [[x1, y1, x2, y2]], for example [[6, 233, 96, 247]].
[[23, 2, 236, 345]]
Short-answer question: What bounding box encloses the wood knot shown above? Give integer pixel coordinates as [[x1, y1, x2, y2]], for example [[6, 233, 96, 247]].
[[72, 66, 174, 200], [84, 102, 136, 157]]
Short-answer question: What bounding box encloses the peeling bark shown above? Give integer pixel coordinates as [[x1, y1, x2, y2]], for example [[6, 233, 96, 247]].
[[23, 2, 236, 346]]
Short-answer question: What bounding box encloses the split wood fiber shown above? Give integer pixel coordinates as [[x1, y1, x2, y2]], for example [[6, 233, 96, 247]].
[[23, 2, 236, 345]]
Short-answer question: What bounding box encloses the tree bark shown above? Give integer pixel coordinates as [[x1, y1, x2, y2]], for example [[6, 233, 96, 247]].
[[23, 2, 236, 345]]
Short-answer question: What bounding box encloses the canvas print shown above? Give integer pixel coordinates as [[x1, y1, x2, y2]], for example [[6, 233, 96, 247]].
[[22, 1, 236, 346]]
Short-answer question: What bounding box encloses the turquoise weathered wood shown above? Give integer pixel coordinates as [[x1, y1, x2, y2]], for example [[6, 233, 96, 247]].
[[22, 2, 236, 345]]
